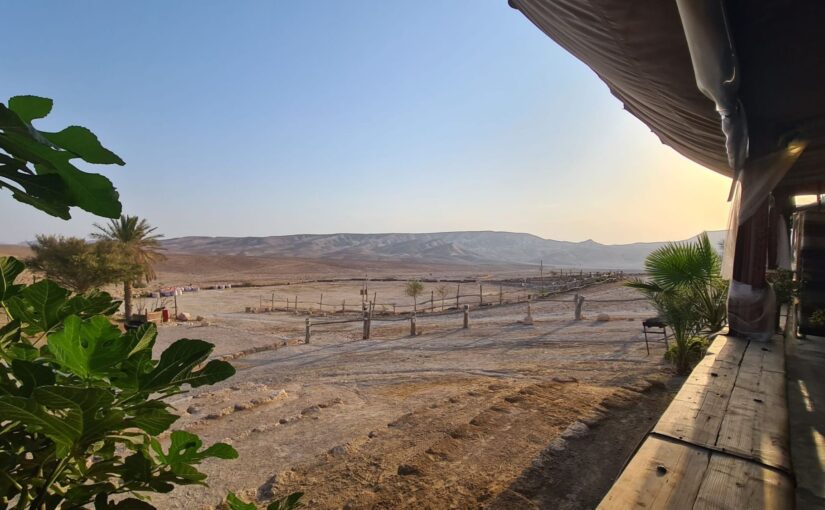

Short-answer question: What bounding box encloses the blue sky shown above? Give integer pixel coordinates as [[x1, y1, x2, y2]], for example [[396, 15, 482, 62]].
[[1, 1, 731, 244]]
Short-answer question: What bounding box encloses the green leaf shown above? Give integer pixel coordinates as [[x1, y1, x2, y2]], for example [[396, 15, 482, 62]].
[[47, 315, 130, 379], [0, 319, 21, 348], [62, 289, 122, 318], [44, 126, 125, 165], [139, 339, 235, 393], [124, 323, 157, 357], [0, 394, 81, 456], [111, 498, 157, 509], [34, 386, 119, 442], [5, 279, 70, 334], [123, 401, 178, 435], [8, 95, 53, 123], [11, 359, 55, 396], [266, 492, 304, 510], [155, 431, 237, 480], [226, 493, 257, 510], [0, 256, 25, 302]]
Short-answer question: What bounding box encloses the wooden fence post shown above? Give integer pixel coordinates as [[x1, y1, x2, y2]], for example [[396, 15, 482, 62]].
[[362, 306, 370, 340], [574, 294, 585, 320], [499, 284, 503, 305], [431, 291, 434, 312], [271, 292, 275, 310], [342, 300, 345, 312], [305, 318, 311, 344], [463, 304, 469, 329], [456, 284, 461, 308], [319, 293, 323, 312], [410, 311, 416, 336], [294, 295, 298, 312], [479, 284, 483, 305]]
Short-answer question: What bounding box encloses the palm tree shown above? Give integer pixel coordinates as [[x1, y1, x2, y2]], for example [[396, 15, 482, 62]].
[[92, 215, 165, 319], [626, 232, 727, 374]]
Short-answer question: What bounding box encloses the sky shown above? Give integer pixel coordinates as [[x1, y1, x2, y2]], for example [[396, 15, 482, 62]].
[[0, 1, 732, 245]]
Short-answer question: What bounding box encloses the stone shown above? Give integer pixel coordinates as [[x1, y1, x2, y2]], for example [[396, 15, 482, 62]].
[[368, 430, 378, 438], [561, 421, 589, 439], [328, 445, 348, 457], [596, 313, 610, 322], [177, 312, 192, 321], [397, 464, 422, 476], [548, 438, 567, 452]]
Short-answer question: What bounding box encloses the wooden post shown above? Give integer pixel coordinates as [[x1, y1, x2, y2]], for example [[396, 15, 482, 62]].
[[259, 296, 262, 309], [342, 299, 346, 312], [499, 284, 503, 305], [295, 295, 298, 312], [362, 306, 370, 340], [271, 292, 275, 309], [319, 293, 323, 312], [174, 293, 178, 319], [431, 291, 434, 312], [574, 294, 584, 320], [393, 303, 396, 314], [410, 311, 416, 336], [463, 304, 469, 329], [456, 283, 461, 308], [479, 284, 483, 305], [305, 318, 311, 344]]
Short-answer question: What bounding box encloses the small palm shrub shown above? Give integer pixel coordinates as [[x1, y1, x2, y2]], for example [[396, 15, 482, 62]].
[[626, 233, 725, 374]]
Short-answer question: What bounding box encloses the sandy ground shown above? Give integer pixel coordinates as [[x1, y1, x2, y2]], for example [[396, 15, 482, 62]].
[[147, 282, 677, 509]]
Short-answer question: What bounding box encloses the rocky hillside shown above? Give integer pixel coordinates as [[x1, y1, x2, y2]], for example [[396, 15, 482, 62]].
[[161, 230, 725, 270]]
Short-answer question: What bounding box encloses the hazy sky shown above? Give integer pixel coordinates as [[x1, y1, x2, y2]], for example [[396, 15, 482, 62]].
[[1, 1, 732, 245]]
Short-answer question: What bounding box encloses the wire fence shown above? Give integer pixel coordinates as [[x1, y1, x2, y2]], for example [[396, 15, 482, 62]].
[[243, 272, 626, 316]]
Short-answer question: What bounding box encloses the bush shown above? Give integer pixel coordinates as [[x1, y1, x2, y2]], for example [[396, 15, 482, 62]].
[[0, 256, 237, 509]]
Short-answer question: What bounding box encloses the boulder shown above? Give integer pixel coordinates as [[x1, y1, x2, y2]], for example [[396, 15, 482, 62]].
[[177, 312, 192, 321], [596, 313, 610, 322]]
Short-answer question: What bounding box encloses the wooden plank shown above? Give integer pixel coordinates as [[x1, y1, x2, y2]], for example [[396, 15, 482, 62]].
[[715, 335, 790, 471], [693, 454, 793, 509], [654, 336, 747, 448], [598, 436, 709, 510], [738, 334, 785, 375]]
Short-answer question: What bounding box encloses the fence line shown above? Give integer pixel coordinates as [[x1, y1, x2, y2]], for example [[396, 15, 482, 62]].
[[244, 273, 624, 316]]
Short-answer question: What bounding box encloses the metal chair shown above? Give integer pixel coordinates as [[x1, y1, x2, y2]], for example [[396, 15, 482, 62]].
[[642, 317, 669, 355]]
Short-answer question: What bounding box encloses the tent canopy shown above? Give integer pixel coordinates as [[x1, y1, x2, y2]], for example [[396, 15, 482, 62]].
[[509, 0, 825, 196]]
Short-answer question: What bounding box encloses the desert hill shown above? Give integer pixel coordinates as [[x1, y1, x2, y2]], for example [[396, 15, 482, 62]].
[[161, 230, 726, 270]]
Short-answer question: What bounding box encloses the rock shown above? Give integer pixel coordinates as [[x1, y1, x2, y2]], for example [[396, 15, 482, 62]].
[[328, 445, 349, 457], [548, 438, 567, 452], [186, 405, 200, 415], [552, 375, 579, 384], [561, 421, 590, 439], [596, 313, 610, 322], [397, 464, 422, 476], [278, 418, 289, 424], [368, 430, 378, 438], [301, 405, 321, 415], [177, 312, 192, 321], [196, 315, 205, 321], [234, 402, 253, 411]]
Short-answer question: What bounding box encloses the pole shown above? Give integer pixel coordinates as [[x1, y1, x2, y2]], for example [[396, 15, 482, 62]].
[[319, 293, 323, 312], [479, 284, 483, 305], [431, 290, 434, 312], [410, 311, 416, 336], [271, 292, 275, 310], [540, 259, 545, 295], [295, 295, 298, 312], [499, 284, 503, 305], [305, 318, 311, 344], [463, 304, 469, 329], [456, 283, 461, 308], [174, 293, 178, 319]]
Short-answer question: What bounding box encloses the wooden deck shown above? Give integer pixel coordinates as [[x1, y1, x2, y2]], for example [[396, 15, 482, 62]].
[[598, 334, 793, 509]]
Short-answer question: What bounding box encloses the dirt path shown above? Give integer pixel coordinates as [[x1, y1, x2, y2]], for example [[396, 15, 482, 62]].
[[150, 283, 676, 509]]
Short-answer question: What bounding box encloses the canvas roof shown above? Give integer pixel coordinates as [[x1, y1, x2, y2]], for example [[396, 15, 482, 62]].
[[509, 0, 825, 196]]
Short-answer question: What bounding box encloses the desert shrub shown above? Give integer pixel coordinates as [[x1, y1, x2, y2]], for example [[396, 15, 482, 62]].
[[626, 233, 724, 373]]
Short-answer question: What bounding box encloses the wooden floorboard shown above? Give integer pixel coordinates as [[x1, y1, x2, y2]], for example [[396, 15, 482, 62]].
[[599, 334, 793, 508], [693, 454, 793, 509], [598, 436, 709, 510]]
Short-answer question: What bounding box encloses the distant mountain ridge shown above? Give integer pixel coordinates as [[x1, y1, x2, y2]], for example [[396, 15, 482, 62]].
[[161, 230, 726, 270]]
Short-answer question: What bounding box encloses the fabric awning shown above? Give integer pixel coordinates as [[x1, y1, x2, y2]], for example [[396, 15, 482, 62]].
[[509, 0, 825, 197]]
